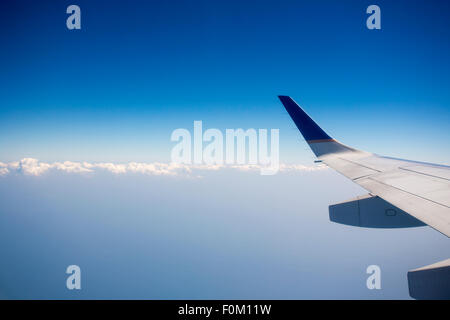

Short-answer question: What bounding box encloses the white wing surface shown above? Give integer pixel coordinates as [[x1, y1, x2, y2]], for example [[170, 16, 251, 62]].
[[279, 96, 450, 237]]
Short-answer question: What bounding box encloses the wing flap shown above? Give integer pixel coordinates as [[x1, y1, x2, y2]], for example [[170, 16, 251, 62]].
[[357, 176, 450, 237], [400, 165, 450, 181], [371, 169, 450, 207]]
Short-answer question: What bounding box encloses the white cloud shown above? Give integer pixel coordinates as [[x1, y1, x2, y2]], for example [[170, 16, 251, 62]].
[[92, 162, 128, 174], [0, 158, 328, 177], [0, 162, 9, 176], [53, 161, 94, 173], [17, 158, 52, 176]]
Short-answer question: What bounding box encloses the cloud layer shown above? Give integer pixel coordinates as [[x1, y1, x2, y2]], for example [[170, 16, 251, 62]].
[[0, 158, 327, 177]]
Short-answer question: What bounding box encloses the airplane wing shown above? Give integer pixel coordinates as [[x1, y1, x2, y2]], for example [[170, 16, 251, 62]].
[[279, 96, 450, 238]]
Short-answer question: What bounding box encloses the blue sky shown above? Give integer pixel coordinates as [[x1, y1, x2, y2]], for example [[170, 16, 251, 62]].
[[0, 0, 449, 299], [0, 0, 449, 164]]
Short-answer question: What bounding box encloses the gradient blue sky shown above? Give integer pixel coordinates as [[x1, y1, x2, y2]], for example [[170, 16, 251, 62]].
[[0, 0, 449, 300], [1, 0, 449, 164]]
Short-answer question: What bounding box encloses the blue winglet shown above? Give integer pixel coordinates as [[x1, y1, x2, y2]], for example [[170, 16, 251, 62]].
[[278, 96, 332, 142]]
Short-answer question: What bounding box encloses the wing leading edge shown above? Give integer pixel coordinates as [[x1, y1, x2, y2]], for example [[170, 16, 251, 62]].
[[279, 96, 450, 237]]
